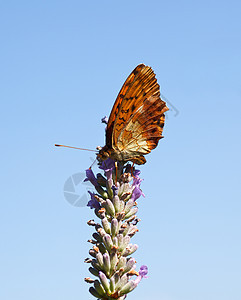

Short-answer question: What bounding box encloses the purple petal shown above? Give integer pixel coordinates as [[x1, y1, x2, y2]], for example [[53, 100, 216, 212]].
[[84, 168, 99, 187], [101, 116, 108, 124], [99, 158, 115, 172], [139, 265, 148, 278], [105, 168, 113, 182], [132, 169, 143, 187], [133, 169, 141, 177], [87, 191, 101, 209], [133, 176, 143, 187], [131, 186, 144, 201]]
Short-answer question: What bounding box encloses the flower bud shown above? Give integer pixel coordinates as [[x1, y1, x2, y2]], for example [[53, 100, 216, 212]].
[[122, 182, 132, 193], [112, 195, 120, 212], [99, 271, 110, 293], [122, 223, 130, 236], [103, 234, 113, 252], [103, 199, 115, 216], [119, 200, 125, 212], [97, 243, 106, 254], [129, 227, 139, 237], [103, 252, 111, 275], [118, 183, 124, 195], [119, 273, 128, 287], [124, 207, 138, 220], [84, 277, 94, 283], [119, 280, 137, 295], [87, 219, 96, 226], [120, 192, 131, 201], [92, 232, 102, 243], [101, 217, 111, 234], [97, 228, 106, 238], [111, 218, 118, 236], [110, 252, 118, 272], [96, 173, 107, 186], [123, 257, 135, 273], [112, 236, 118, 249], [117, 234, 123, 248], [95, 252, 103, 268], [89, 286, 102, 298], [116, 256, 126, 270], [94, 280, 105, 296], [122, 244, 138, 257], [91, 259, 102, 271], [121, 172, 132, 183], [89, 267, 99, 277], [95, 186, 108, 199], [89, 249, 96, 258], [110, 276, 115, 293], [94, 208, 105, 219], [119, 236, 130, 252], [114, 273, 126, 290], [124, 199, 135, 214]]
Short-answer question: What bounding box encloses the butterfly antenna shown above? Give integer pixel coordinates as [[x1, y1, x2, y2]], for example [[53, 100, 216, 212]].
[[89, 158, 97, 169], [55, 144, 98, 152]]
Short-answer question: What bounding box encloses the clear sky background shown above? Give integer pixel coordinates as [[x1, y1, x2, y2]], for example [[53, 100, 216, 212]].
[[0, 1, 241, 300]]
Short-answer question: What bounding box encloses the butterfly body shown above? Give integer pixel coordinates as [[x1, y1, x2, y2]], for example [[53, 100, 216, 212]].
[[97, 64, 169, 165]]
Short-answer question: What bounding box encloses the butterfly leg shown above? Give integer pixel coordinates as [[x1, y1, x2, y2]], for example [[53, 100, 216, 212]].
[[131, 162, 135, 178], [115, 161, 118, 185]]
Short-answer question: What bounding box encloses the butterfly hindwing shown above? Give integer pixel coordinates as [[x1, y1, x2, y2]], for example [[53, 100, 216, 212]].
[[118, 95, 168, 156]]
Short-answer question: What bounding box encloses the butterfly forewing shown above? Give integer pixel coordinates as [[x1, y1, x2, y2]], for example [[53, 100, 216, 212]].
[[105, 66, 138, 148]]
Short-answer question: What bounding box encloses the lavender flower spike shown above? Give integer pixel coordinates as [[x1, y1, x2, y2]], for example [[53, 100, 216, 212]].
[[85, 156, 148, 300]]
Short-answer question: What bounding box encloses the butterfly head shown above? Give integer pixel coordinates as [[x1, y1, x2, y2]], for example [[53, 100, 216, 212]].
[[97, 146, 112, 162]]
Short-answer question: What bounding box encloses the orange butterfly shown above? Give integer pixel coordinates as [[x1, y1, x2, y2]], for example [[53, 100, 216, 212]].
[[97, 64, 169, 165]]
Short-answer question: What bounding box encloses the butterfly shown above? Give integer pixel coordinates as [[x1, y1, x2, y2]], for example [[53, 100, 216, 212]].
[[97, 64, 169, 165]]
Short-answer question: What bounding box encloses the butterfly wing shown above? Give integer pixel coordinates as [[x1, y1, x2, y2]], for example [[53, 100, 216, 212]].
[[106, 64, 168, 164], [117, 94, 168, 164], [105, 64, 145, 148]]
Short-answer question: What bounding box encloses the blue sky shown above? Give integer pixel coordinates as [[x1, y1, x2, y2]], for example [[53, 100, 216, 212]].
[[0, 1, 241, 299]]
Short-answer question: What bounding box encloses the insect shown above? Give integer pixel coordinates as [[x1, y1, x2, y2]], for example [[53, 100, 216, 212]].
[[97, 64, 169, 165]]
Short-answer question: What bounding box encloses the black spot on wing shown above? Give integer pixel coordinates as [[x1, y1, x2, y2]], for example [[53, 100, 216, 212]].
[[121, 108, 130, 114]]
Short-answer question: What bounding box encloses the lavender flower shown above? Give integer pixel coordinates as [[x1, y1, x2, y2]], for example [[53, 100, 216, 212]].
[[85, 158, 147, 299], [85, 168, 108, 198], [87, 191, 101, 210], [134, 265, 148, 285], [131, 169, 144, 201], [101, 116, 108, 125], [99, 158, 115, 173], [85, 168, 99, 187]]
